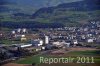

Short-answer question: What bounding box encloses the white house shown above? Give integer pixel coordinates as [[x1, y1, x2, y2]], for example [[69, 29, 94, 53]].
[[87, 39, 94, 43], [73, 40, 78, 45]]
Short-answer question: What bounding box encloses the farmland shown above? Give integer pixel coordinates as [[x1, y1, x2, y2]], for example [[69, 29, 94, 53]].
[[14, 48, 100, 66]]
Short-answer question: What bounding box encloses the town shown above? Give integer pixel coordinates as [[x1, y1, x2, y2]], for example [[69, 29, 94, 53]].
[[0, 20, 100, 65]]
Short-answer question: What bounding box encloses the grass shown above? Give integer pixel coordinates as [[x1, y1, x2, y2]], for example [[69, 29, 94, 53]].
[[67, 50, 100, 56], [0, 39, 22, 45], [1, 10, 100, 25], [16, 55, 43, 64], [0, 40, 12, 45], [15, 50, 100, 65]]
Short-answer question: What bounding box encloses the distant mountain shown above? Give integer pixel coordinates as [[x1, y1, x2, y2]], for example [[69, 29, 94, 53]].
[[9, 0, 83, 8], [0, 0, 83, 14], [0, 0, 100, 28], [0, 0, 13, 5], [0, 0, 16, 13], [31, 0, 100, 26], [33, 0, 100, 17], [0, 0, 99, 13], [57, 0, 100, 10]]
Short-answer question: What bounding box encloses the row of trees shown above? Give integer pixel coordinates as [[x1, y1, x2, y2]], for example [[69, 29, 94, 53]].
[[1, 21, 64, 29]]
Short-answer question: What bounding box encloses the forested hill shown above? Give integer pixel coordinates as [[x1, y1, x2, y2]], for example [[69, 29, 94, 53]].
[[0, 0, 100, 28], [31, 0, 100, 26], [32, 0, 100, 18]]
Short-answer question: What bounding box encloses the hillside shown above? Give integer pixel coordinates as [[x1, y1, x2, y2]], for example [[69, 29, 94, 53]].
[[31, 0, 100, 26], [7, 0, 83, 9], [0, 0, 100, 28], [0, 0, 83, 14]]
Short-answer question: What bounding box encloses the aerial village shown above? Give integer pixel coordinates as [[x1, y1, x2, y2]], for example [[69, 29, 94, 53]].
[[0, 21, 100, 65]]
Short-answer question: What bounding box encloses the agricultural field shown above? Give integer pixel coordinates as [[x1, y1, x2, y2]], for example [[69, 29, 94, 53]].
[[14, 49, 100, 66]]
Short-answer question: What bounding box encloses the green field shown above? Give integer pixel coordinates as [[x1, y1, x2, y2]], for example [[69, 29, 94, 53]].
[[15, 50, 100, 65], [67, 50, 100, 56]]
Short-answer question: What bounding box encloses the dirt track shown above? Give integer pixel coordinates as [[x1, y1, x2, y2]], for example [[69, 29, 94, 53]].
[[69, 47, 100, 51], [2, 63, 32, 66]]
